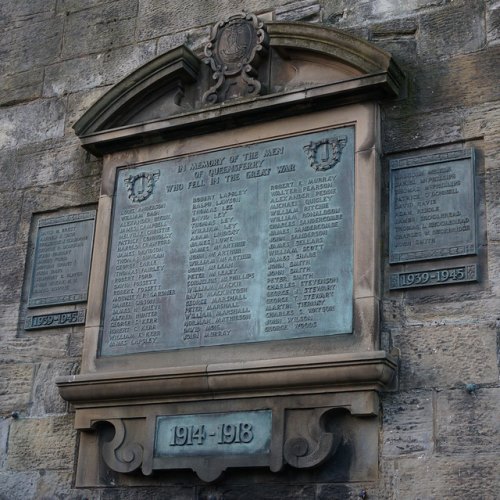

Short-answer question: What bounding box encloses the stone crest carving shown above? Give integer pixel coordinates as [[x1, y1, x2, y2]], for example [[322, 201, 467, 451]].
[[202, 13, 268, 104], [124, 171, 160, 202], [303, 137, 348, 171]]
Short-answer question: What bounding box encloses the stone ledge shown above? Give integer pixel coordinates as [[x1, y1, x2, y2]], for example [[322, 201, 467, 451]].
[[56, 350, 398, 408]]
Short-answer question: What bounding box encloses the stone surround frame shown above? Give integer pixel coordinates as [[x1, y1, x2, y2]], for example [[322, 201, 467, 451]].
[[57, 19, 404, 485]]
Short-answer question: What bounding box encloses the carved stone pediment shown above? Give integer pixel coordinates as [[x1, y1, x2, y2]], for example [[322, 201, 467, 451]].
[[73, 19, 404, 156]]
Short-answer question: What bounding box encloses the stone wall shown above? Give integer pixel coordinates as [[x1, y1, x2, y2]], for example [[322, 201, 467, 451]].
[[0, 0, 498, 498]]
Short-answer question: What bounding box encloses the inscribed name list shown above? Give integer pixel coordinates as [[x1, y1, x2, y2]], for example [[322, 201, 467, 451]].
[[389, 150, 476, 263], [100, 127, 355, 356], [29, 212, 96, 307]]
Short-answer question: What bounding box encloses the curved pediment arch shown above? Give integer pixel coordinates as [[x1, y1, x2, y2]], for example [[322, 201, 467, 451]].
[[74, 18, 404, 155]]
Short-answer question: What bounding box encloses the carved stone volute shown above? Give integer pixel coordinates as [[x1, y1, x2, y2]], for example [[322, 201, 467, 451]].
[[202, 12, 269, 104]]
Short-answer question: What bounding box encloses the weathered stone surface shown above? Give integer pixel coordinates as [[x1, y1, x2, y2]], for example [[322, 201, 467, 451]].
[[275, 0, 322, 22], [7, 415, 77, 470], [0, 417, 11, 467], [101, 486, 194, 499], [0, 192, 22, 248], [0, 17, 63, 76], [0, 470, 38, 500], [34, 470, 96, 500], [382, 390, 434, 457], [29, 362, 78, 417], [486, 165, 500, 241], [65, 86, 112, 134], [61, 0, 138, 58], [43, 42, 156, 97], [156, 26, 211, 55], [0, 0, 57, 26], [436, 388, 500, 454], [0, 333, 71, 364], [0, 363, 34, 416], [14, 142, 100, 190], [0, 99, 65, 151], [417, 2, 486, 60], [487, 2, 500, 45], [136, 0, 283, 40], [58, 0, 122, 14], [0, 68, 44, 107], [391, 454, 500, 499], [0, 246, 25, 304], [391, 322, 498, 389], [197, 484, 316, 500]]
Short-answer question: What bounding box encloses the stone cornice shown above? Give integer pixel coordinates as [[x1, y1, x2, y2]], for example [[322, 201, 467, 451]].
[[57, 350, 398, 408]]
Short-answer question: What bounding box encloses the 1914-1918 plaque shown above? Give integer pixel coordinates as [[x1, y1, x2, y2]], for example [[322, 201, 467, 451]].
[[389, 149, 476, 264], [29, 211, 96, 308], [100, 127, 355, 356]]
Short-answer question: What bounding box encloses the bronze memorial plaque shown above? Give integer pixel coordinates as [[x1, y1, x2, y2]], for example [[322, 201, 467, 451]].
[[389, 149, 476, 263], [100, 127, 354, 355], [29, 211, 96, 308]]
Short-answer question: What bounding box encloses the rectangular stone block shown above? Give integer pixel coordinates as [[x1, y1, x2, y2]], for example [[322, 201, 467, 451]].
[[392, 454, 500, 499], [29, 361, 77, 417], [0, 471, 38, 500], [0, 363, 34, 415], [61, 0, 138, 58], [0, 192, 22, 248], [0, 0, 56, 26], [136, 0, 283, 41], [417, 2, 486, 60], [487, 3, 500, 45], [14, 143, 100, 190], [382, 390, 434, 457], [0, 17, 63, 76], [436, 388, 500, 454], [0, 246, 25, 304], [0, 98, 65, 151], [7, 415, 77, 470], [275, 0, 322, 22], [197, 484, 316, 500], [0, 333, 71, 364], [0, 68, 43, 107], [43, 42, 156, 97], [392, 322, 498, 390]]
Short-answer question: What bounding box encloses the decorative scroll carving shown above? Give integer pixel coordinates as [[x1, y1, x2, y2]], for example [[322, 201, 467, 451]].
[[283, 408, 341, 468], [98, 419, 144, 474], [202, 13, 269, 104], [303, 136, 347, 172]]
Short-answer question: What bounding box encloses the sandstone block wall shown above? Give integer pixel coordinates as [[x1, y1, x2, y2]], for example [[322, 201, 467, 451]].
[[1, 1, 499, 498]]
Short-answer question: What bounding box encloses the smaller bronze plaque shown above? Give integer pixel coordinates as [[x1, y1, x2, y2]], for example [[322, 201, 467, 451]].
[[155, 410, 272, 457], [390, 149, 476, 263], [28, 211, 96, 308], [25, 309, 86, 330], [390, 264, 478, 290]]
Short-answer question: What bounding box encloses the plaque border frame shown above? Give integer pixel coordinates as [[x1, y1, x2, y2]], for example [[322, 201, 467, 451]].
[[27, 210, 96, 308], [80, 104, 381, 373], [388, 148, 477, 264]]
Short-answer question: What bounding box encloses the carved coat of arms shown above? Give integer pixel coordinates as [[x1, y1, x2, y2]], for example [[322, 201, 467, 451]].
[[203, 13, 268, 104]]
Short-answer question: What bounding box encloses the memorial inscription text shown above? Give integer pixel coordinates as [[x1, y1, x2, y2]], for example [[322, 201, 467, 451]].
[[389, 149, 476, 263], [101, 128, 354, 355], [29, 211, 96, 307]]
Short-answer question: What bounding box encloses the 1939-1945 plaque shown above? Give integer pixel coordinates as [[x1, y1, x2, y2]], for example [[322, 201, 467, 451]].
[[29, 211, 96, 308], [389, 149, 476, 263], [100, 127, 355, 356]]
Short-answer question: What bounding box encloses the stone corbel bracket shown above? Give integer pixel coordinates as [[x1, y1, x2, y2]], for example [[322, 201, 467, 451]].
[[58, 351, 398, 483]]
